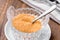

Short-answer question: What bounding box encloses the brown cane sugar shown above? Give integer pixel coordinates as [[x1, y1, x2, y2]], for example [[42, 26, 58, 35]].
[[12, 14, 42, 33]]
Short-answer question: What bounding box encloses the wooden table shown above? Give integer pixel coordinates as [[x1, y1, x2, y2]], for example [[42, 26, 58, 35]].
[[0, 0, 60, 40]]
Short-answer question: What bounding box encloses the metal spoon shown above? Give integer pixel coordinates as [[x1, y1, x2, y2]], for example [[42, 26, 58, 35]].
[[32, 5, 57, 23]]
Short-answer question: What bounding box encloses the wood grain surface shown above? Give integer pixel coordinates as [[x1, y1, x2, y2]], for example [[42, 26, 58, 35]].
[[0, 0, 60, 40]]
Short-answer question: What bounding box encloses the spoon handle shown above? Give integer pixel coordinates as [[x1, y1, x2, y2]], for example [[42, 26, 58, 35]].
[[32, 5, 57, 23]]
